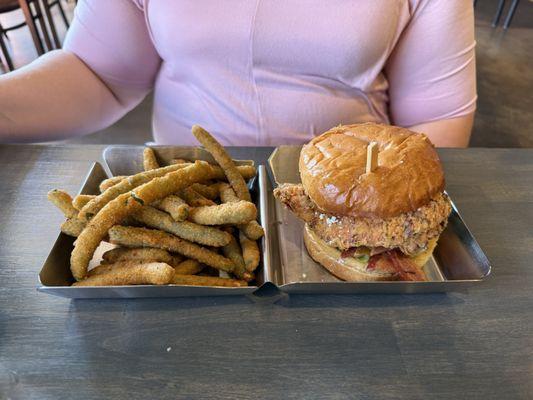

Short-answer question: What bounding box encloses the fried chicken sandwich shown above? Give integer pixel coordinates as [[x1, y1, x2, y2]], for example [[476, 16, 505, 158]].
[[273, 123, 452, 281]]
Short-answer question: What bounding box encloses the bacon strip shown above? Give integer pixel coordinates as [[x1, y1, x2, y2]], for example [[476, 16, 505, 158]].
[[388, 251, 427, 281], [366, 250, 426, 281]]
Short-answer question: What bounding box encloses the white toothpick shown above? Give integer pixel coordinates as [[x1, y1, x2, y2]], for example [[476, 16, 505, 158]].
[[366, 142, 379, 174]]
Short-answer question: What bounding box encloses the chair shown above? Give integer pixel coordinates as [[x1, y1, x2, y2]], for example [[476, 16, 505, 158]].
[[502, 0, 520, 29], [40, 0, 70, 49], [491, 0, 521, 29], [0, 0, 70, 71], [0, 24, 14, 70], [1, 0, 50, 66], [48, 0, 69, 29]]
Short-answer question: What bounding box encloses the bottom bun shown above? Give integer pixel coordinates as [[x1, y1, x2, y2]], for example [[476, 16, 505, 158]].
[[411, 237, 437, 268], [303, 224, 436, 282]]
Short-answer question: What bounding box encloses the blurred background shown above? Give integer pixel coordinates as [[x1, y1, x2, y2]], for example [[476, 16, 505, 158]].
[[1, 0, 532, 147]]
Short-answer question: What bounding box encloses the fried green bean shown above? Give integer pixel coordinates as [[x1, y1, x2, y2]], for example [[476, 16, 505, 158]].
[[180, 187, 216, 207], [74, 262, 174, 286], [90, 256, 185, 276], [218, 183, 264, 240], [189, 183, 218, 200], [173, 259, 204, 275], [143, 147, 159, 171], [79, 163, 192, 221], [238, 221, 264, 241], [133, 206, 231, 247], [171, 254, 185, 266], [170, 274, 247, 287], [239, 231, 260, 272], [183, 165, 256, 182], [102, 247, 174, 265], [192, 125, 251, 202], [210, 165, 256, 181], [188, 200, 257, 226], [70, 162, 213, 280], [60, 218, 86, 237], [170, 159, 191, 165], [72, 194, 96, 211], [88, 260, 146, 276], [99, 176, 127, 193], [108, 225, 235, 273], [218, 182, 239, 203], [152, 194, 190, 222], [47, 189, 78, 218], [221, 228, 248, 281]]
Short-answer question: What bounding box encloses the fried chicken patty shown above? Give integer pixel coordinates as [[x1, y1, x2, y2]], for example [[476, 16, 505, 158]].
[[273, 183, 451, 255]]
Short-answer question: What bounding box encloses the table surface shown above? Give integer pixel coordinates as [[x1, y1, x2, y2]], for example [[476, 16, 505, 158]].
[[0, 144, 532, 400]]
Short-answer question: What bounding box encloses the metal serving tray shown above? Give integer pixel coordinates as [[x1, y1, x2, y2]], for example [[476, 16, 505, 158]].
[[38, 146, 266, 298], [266, 146, 491, 294], [39, 145, 491, 298]]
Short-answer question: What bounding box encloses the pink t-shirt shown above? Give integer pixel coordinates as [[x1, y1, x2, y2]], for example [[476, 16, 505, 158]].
[[64, 0, 476, 146]]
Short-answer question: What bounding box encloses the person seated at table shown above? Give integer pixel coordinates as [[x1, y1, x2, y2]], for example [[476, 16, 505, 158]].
[[0, 0, 476, 147]]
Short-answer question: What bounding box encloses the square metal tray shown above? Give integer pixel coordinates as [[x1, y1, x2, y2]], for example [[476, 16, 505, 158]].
[[38, 146, 267, 298], [266, 146, 491, 294]]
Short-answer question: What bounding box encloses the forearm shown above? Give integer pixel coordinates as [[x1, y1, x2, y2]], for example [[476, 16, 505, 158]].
[[0, 50, 144, 143], [409, 113, 474, 148]]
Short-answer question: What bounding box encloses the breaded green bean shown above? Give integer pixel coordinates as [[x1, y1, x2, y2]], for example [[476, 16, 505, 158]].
[[173, 259, 204, 275], [152, 195, 189, 221], [74, 262, 174, 286], [90, 257, 185, 276], [221, 228, 248, 281], [188, 200, 257, 226], [70, 162, 213, 280], [238, 220, 265, 241], [170, 274, 247, 287], [210, 165, 256, 181], [192, 125, 251, 202], [143, 147, 159, 171], [108, 225, 235, 273], [170, 159, 191, 165], [218, 183, 264, 240], [60, 218, 86, 237], [189, 183, 218, 200], [180, 187, 216, 207], [218, 182, 239, 203], [160, 164, 255, 180], [47, 189, 78, 218], [133, 206, 231, 247], [88, 260, 147, 277], [99, 176, 127, 193], [102, 247, 174, 264], [173, 165, 255, 182], [239, 231, 260, 272], [79, 163, 192, 221], [72, 194, 96, 211], [171, 254, 185, 266]]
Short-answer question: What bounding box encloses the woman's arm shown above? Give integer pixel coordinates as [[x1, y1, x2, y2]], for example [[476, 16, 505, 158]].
[[0, 50, 142, 142], [385, 0, 477, 148], [0, 0, 161, 143], [409, 113, 474, 148]]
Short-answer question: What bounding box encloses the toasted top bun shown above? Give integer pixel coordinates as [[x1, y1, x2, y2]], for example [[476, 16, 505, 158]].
[[299, 123, 445, 218]]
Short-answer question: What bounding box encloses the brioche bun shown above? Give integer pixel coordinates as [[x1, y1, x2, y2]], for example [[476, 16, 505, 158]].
[[303, 225, 435, 281], [299, 123, 445, 218]]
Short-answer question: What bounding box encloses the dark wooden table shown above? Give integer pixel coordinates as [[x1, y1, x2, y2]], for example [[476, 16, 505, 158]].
[[0, 145, 532, 400]]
